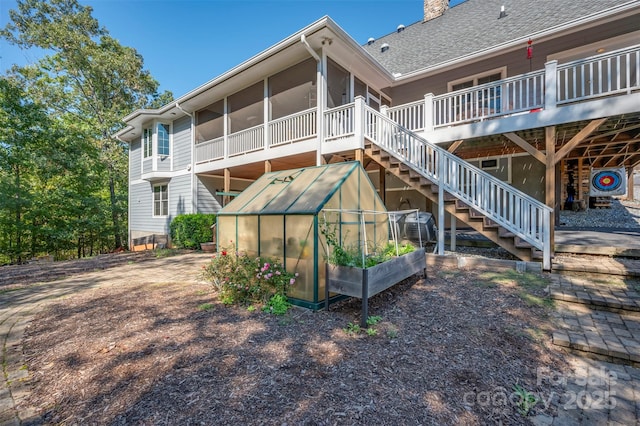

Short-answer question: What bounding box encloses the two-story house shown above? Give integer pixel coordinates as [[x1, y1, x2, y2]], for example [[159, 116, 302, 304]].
[[116, 0, 640, 272]]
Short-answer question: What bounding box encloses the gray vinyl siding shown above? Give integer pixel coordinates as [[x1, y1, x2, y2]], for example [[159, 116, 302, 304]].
[[129, 137, 141, 180], [168, 174, 192, 218], [157, 155, 171, 172], [129, 182, 171, 235], [142, 157, 153, 174], [197, 175, 222, 213], [172, 116, 192, 171]]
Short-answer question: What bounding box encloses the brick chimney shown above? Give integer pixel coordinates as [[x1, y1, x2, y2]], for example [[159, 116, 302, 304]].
[[424, 0, 449, 22]]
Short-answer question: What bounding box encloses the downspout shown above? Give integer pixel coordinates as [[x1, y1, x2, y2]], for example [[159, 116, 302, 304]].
[[301, 34, 323, 166], [176, 102, 197, 215]]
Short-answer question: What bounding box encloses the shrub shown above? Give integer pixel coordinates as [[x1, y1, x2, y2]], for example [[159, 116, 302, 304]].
[[170, 213, 216, 249], [202, 242, 297, 310]]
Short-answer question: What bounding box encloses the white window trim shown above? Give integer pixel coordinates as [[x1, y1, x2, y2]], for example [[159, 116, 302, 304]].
[[142, 127, 153, 159], [152, 183, 169, 217], [156, 121, 172, 159], [447, 66, 507, 92]]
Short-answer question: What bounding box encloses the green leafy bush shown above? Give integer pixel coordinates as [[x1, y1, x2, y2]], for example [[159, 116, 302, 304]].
[[170, 213, 216, 249], [202, 242, 297, 311]]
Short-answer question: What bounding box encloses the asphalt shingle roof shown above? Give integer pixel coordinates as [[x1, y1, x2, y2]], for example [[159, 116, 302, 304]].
[[362, 0, 633, 75]]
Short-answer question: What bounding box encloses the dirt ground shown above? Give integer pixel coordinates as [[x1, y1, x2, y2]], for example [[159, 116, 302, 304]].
[[6, 251, 570, 425]]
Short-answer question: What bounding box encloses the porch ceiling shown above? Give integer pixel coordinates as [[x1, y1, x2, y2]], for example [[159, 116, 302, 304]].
[[450, 112, 640, 169], [198, 151, 317, 181]]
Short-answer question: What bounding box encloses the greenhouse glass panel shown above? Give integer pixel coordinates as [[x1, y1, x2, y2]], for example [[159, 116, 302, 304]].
[[340, 170, 361, 211], [237, 216, 258, 256], [289, 163, 356, 213], [237, 177, 290, 214], [259, 215, 284, 258], [261, 167, 326, 214], [217, 216, 236, 250], [221, 176, 272, 213], [359, 170, 375, 213], [285, 215, 315, 302]]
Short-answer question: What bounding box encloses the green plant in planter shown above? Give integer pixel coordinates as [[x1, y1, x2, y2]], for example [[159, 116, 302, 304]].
[[320, 218, 415, 268]]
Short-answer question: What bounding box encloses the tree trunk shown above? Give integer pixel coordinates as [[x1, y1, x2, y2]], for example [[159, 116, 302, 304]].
[[14, 165, 22, 264], [108, 167, 122, 250]]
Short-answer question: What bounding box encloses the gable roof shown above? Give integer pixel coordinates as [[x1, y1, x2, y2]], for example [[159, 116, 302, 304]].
[[219, 162, 370, 215], [363, 0, 638, 78]]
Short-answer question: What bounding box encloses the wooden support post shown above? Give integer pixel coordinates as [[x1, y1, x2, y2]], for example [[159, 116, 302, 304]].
[[545, 127, 556, 253], [379, 165, 386, 205], [223, 168, 231, 207], [355, 148, 364, 165], [264, 160, 271, 173], [450, 215, 456, 252], [628, 167, 635, 201], [578, 158, 584, 202]]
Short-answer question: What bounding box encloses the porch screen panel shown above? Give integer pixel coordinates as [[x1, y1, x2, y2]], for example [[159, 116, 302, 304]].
[[228, 81, 264, 133], [327, 58, 350, 108], [269, 58, 316, 120], [196, 100, 224, 143]]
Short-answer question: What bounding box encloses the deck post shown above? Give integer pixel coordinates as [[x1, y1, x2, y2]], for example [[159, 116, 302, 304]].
[[544, 60, 558, 111], [379, 165, 386, 204], [424, 93, 434, 134], [437, 152, 445, 255], [628, 167, 635, 201], [223, 168, 231, 206], [354, 96, 365, 149], [545, 126, 556, 257]]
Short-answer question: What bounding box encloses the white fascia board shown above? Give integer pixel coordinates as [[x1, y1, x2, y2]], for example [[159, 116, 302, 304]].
[[393, 1, 640, 85]]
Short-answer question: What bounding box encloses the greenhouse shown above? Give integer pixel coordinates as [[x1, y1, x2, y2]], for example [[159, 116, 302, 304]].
[[216, 161, 389, 309]]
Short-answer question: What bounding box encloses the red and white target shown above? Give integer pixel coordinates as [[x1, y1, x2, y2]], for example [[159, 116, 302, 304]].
[[589, 167, 627, 197]]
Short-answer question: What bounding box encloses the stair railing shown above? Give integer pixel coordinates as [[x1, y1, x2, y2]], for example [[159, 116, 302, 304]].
[[363, 104, 552, 270]]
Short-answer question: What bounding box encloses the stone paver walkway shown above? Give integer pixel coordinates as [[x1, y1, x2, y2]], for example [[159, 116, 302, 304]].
[[543, 266, 640, 425], [0, 252, 211, 425]]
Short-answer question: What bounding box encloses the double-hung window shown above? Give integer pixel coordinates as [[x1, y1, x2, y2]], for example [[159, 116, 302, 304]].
[[153, 184, 168, 217], [143, 127, 153, 158], [157, 123, 170, 156]]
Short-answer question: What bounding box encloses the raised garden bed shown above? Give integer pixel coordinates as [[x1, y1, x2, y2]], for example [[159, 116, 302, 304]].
[[325, 247, 426, 326]]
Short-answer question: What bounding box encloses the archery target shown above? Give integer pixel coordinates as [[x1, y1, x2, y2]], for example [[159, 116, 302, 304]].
[[589, 167, 627, 196]]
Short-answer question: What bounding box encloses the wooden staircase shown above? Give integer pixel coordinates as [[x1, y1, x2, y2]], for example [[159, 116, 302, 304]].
[[365, 142, 542, 262]]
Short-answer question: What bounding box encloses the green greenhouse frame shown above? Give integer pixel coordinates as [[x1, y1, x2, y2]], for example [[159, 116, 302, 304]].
[[216, 161, 390, 310]]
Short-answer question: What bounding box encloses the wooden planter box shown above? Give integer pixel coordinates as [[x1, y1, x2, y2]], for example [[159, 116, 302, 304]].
[[325, 248, 426, 326]]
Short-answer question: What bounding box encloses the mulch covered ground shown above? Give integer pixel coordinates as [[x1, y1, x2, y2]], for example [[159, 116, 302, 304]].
[[17, 253, 569, 425]]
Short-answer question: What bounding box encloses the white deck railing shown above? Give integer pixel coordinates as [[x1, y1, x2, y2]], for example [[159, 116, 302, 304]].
[[195, 44, 639, 164], [269, 108, 317, 146], [228, 124, 264, 156], [195, 136, 224, 163], [557, 45, 640, 104], [386, 99, 424, 132], [431, 70, 545, 127], [363, 104, 552, 269], [324, 104, 356, 141]]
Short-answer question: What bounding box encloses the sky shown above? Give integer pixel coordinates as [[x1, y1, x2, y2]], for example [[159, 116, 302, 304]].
[[0, 0, 466, 99]]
